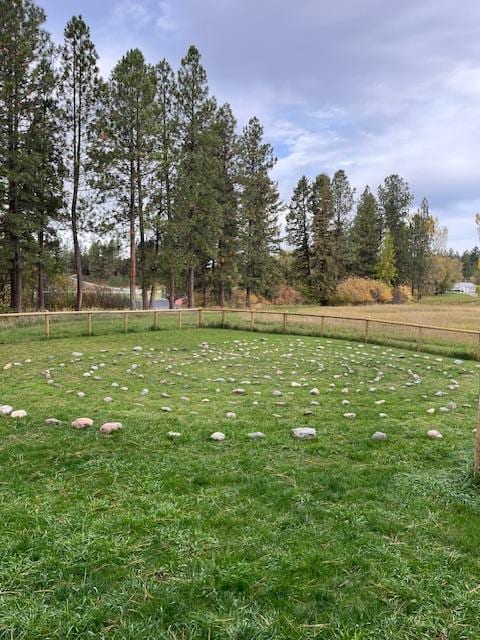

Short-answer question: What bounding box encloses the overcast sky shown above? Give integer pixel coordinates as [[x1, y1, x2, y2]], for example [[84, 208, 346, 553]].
[[41, 0, 479, 251]]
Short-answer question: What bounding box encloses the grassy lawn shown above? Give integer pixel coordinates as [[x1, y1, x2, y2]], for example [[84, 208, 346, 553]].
[[0, 328, 479, 639]]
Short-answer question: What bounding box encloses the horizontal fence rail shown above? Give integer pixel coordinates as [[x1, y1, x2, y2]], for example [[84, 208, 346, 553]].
[[0, 307, 479, 359]]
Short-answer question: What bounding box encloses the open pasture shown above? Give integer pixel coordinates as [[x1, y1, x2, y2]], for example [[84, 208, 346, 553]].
[[0, 328, 480, 639]]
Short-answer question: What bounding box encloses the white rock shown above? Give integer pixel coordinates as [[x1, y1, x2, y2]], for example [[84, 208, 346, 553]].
[[426, 408, 435, 414], [309, 388, 320, 395], [167, 431, 181, 438], [291, 427, 316, 439], [379, 413, 388, 418], [103, 397, 113, 403], [71, 352, 83, 357], [99, 421, 122, 434], [372, 431, 388, 440], [0, 405, 13, 415], [140, 388, 149, 396], [226, 412, 237, 419], [45, 418, 62, 425], [10, 410, 27, 418], [427, 429, 443, 439], [161, 406, 172, 412], [3, 363, 12, 370], [77, 391, 85, 398], [72, 417, 93, 429], [343, 412, 356, 419], [210, 431, 225, 441], [447, 402, 457, 410], [291, 381, 302, 387], [272, 390, 282, 397], [248, 431, 265, 439], [232, 388, 246, 395], [133, 346, 143, 352]]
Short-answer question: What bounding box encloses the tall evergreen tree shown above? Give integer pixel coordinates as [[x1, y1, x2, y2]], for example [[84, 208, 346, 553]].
[[377, 174, 413, 283], [26, 47, 65, 310], [176, 45, 220, 307], [351, 186, 382, 278], [212, 103, 239, 307], [408, 197, 434, 299], [0, 0, 47, 310], [286, 176, 312, 295], [310, 174, 336, 304], [331, 169, 355, 281], [60, 15, 101, 310], [151, 58, 179, 308], [92, 49, 156, 309], [237, 117, 280, 307]]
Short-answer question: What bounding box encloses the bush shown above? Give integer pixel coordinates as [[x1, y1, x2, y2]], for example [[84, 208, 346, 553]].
[[273, 285, 304, 306], [335, 277, 394, 305], [392, 285, 413, 304], [228, 288, 271, 308], [44, 275, 130, 310]]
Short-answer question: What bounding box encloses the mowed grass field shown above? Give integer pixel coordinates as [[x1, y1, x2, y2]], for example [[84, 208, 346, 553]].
[[0, 327, 480, 639]]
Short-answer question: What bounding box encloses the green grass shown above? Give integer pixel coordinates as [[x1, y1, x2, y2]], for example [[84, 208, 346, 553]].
[[0, 328, 479, 639]]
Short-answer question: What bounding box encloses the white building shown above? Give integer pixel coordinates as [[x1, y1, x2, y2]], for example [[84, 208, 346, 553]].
[[449, 282, 477, 295]]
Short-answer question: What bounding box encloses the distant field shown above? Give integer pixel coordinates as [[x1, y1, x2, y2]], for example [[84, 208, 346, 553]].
[[267, 294, 480, 332]]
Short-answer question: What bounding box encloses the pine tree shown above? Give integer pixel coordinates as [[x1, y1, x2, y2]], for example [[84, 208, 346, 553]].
[[286, 176, 312, 295], [310, 174, 336, 304], [408, 197, 434, 299], [92, 49, 156, 309], [351, 187, 382, 278], [0, 0, 47, 310], [60, 16, 101, 310], [375, 230, 396, 284], [151, 58, 179, 308], [212, 103, 239, 307], [176, 45, 220, 307], [237, 117, 280, 307], [331, 169, 354, 281], [377, 174, 413, 283], [25, 46, 65, 310]]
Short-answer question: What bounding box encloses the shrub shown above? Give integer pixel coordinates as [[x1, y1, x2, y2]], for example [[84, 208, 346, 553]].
[[228, 288, 271, 308], [273, 285, 304, 306], [392, 285, 413, 304], [335, 277, 394, 305]]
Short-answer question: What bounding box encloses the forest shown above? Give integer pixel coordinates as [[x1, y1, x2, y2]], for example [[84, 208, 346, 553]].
[[1, 0, 478, 312]]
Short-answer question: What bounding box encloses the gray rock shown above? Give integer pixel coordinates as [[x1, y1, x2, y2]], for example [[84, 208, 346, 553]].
[[10, 409, 27, 418], [0, 405, 13, 415], [210, 431, 225, 441], [372, 431, 388, 440], [248, 431, 265, 439], [45, 418, 62, 425], [427, 429, 443, 439], [291, 427, 316, 439]]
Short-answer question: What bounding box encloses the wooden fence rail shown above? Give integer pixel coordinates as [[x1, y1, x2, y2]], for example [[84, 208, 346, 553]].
[[0, 307, 479, 358]]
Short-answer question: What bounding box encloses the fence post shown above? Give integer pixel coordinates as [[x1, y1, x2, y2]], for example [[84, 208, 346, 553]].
[[221, 309, 226, 328], [477, 333, 480, 362], [416, 326, 423, 351], [364, 319, 369, 343], [251, 310, 255, 330], [44, 312, 50, 339], [178, 310, 182, 329], [154, 311, 158, 330], [283, 312, 288, 333], [87, 312, 92, 336], [123, 312, 128, 334]]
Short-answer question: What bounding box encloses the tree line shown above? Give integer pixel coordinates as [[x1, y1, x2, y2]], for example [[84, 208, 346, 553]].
[[0, 0, 475, 313]]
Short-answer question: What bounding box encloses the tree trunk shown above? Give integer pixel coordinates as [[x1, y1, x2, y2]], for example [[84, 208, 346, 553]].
[[136, 155, 148, 310], [149, 284, 156, 309], [168, 270, 175, 309], [219, 282, 225, 308], [474, 394, 480, 477], [37, 229, 45, 311], [129, 158, 136, 310], [246, 287, 251, 309], [12, 238, 22, 312], [72, 220, 83, 311], [187, 267, 194, 308]]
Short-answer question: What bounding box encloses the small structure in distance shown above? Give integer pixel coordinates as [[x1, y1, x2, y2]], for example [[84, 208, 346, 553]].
[[448, 282, 477, 295]]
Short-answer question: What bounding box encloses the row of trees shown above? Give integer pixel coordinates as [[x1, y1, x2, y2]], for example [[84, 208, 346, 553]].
[[1, 0, 474, 312], [286, 172, 456, 301], [0, 1, 281, 311]]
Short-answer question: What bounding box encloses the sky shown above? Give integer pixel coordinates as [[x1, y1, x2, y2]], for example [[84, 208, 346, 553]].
[[40, 0, 480, 252]]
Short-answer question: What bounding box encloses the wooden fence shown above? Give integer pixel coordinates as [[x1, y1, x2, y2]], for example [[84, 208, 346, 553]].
[[0, 308, 479, 359]]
